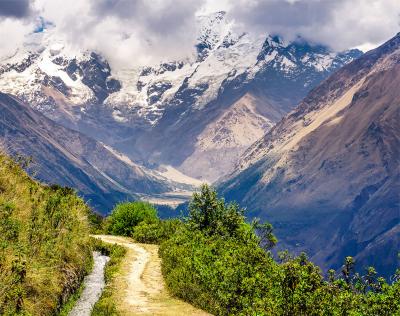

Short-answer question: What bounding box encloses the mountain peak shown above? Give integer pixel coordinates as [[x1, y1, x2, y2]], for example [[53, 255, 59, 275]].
[[0, 21, 362, 185], [196, 11, 237, 60]]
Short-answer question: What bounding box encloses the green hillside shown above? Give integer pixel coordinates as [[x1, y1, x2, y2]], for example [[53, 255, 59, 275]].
[[0, 153, 92, 315]]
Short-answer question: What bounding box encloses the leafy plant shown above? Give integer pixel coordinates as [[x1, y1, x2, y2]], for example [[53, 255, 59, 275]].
[[159, 184, 400, 316], [107, 201, 158, 236], [132, 219, 182, 244]]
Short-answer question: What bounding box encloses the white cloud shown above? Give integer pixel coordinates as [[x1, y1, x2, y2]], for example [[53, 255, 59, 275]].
[[31, 0, 204, 68], [199, 0, 232, 15], [0, 18, 34, 59], [0, 0, 399, 67], [226, 0, 400, 51]]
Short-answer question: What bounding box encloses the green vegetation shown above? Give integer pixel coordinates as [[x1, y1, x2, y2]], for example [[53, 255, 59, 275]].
[[91, 238, 126, 316], [0, 153, 92, 315], [106, 201, 158, 236], [57, 283, 85, 316], [105, 200, 180, 244], [132, 219, 181, 244], [102, 186, 399, 314], [158, 184, 400, 316], [87, 209, 107, 234]]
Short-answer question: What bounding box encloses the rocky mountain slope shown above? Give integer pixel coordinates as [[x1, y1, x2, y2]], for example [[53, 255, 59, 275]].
[[219, 33, 400, 276], [179, 93, 274, 181], [0, 92, 195, 213], [0, 12, 362, 182]]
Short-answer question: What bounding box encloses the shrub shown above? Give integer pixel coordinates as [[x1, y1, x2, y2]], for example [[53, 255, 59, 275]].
[[188, 184, 247, 238], [87, 209, 106, 234], [132, 219, 182, 244], [159, 184, 280, 315], [159, 185, 400, 316], [160, 226, 279, 315], [107, 201, 158, 236]]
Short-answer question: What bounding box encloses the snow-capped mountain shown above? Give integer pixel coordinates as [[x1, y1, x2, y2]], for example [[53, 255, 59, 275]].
[[0, 11, 362, 183]]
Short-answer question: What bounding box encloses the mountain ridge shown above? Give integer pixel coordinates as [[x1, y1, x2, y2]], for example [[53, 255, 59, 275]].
[[218, 32, 400, 276], [0, 92, 198, 212], [0, 12, 362, 182]]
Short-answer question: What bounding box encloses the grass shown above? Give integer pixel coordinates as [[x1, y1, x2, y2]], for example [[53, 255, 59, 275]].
[[0, 153, 93, 315], [91, 238, 127, 316], [57, 282, 85, 316]]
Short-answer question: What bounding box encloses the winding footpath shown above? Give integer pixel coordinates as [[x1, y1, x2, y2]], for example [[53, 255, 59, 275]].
[[94, 235, 210, 316]]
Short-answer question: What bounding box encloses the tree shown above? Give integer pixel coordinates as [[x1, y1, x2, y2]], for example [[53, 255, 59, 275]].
[[107, 201, 158, 236], [252, 218, 278, 251], [342, 256, 355, 285], [188, 184, 246, 238]]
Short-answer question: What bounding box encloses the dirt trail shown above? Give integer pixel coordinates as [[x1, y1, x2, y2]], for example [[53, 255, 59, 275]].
[[94, 235, 210, 316]]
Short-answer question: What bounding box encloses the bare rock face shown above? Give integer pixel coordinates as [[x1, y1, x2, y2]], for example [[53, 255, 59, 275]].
[[178, 93, 274, 182], [218, 33, 400, 277]]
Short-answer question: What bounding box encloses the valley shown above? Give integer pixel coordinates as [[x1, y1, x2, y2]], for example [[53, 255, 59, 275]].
[[0, 12, 361, 204], [0, 92, 198, 212], [0, 3, 399, 315]]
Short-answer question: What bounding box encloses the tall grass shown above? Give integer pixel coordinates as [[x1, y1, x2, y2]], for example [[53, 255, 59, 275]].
[[91, 238, 126, 316], [0, 153, 92, 315]]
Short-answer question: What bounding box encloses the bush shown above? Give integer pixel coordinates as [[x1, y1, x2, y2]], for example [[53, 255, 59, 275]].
[[159, 185, 400, 316], [87, 209, 106, 234], [132, 219, 182, 244], [188, 184, 247, 238], [160, 226, 279, 315], [107, 201, 158, 236], [159, 184, 279, 315]]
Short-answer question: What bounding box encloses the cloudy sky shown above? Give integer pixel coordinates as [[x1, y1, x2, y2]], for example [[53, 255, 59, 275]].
[[0, 0, 399, 67]]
